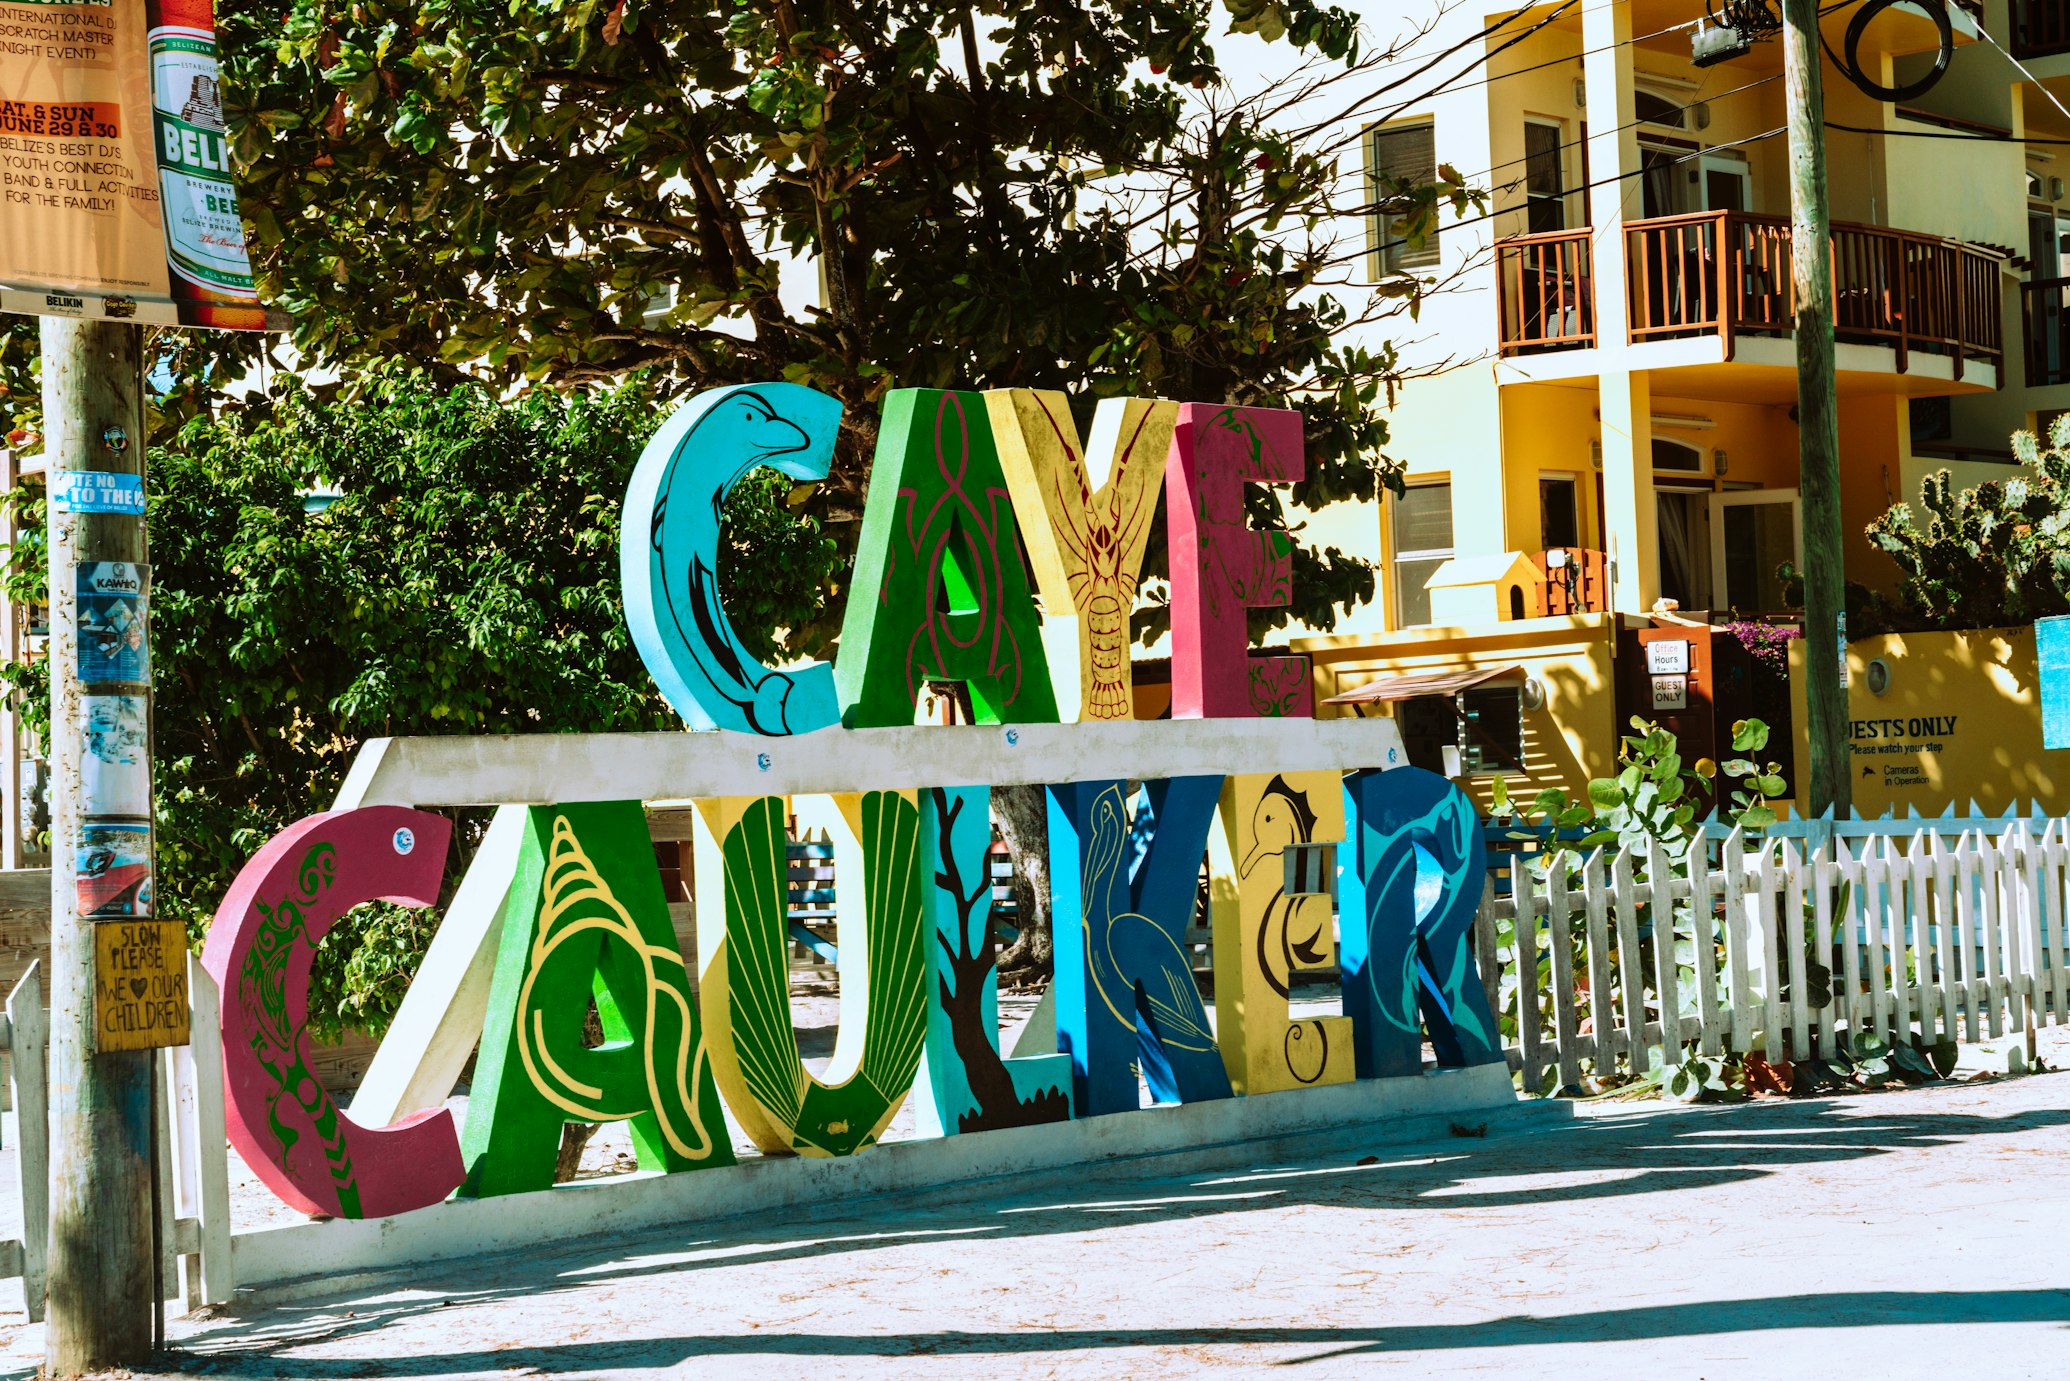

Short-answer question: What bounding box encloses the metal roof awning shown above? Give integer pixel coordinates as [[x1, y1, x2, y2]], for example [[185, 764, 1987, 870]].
[[1322, 663, 1525, 706]]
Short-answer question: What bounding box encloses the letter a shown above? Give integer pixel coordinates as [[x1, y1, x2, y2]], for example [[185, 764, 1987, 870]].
[[836, 388, 1056, 727], [460, 801, 734, 1197]]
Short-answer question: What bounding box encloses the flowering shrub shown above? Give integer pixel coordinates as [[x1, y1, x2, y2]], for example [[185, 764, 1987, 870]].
[[1724, 619, 1800, 675]]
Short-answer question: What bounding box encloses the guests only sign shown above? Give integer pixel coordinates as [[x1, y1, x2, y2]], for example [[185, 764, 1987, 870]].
[[0, 0, 275, 328], [202, 385, 1502, 1221]]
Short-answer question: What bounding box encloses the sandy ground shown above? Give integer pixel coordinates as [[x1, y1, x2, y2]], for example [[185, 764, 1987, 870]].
[[0, 1019, 2066, 1378]]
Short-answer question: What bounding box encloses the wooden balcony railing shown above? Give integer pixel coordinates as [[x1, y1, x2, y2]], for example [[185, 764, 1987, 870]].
[[1623, 211, 2003, 375], [1496, 228, 1595, 353], [2023, 276, 2070, 388], [2013, 0, 2070, 57], [1531, 547, 1607, 616]]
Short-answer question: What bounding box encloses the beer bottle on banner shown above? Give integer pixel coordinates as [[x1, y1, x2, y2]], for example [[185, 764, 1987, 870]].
[[147, 0, 263, 321]]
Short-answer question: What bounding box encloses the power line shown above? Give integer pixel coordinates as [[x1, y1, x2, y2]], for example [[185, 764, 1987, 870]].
[[1423, 12, 1705, 100], [1372, 124, 1786, 252], [1824, 119, 2070, 145], [1457, 73, 1784, 193]]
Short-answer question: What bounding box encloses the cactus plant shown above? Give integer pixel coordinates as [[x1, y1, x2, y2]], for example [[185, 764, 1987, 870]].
[[1865, 414, 2070, 630]]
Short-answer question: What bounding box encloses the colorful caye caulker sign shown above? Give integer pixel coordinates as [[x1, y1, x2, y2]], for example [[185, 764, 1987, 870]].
[[0, 0, 276, 328], [205, 382, 1504, 1221]]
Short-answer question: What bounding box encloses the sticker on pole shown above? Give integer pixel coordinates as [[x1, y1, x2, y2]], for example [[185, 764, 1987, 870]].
[[93, 918, 190, 1052], [82, 695, 151, 817], [50, 471, 146, 515], [77, 820, 153, 918], [77, 562, 150, 684]]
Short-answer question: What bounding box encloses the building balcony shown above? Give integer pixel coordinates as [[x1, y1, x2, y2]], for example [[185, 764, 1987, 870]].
[[1497, 213, 2005, 381], [2013, 0, 2070, 58]]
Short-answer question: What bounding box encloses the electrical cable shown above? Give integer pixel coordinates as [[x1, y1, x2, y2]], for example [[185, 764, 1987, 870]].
[[1820, 0, 1951, 102], [1968, 10, 2070, 130], [1457, 73, 1783, 193], [1427, 11, 1706, 99], [1826, 119, 2070, 146], [1700, 0, 1955, 103], [1370, 125, 1786, 250]]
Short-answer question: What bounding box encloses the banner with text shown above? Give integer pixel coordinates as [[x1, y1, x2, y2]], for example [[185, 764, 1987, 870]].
[[0, 0, 277, 329]]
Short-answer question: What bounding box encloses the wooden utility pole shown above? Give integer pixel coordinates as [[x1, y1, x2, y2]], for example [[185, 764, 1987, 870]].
[[40, 316, 156, 1375], [1782, 0, 1852, 818]]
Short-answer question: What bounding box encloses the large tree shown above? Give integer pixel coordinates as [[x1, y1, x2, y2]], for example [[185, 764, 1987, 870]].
[[5, 366, 686, 1036], [209, 0, 1477, 650], [1, 0, 1495, 997]]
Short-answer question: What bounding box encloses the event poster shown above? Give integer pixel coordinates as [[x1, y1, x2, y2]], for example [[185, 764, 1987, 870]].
[[76, 560, 148, 682], [76, 818, 150, 916], [0, 0, 277, 329], [82, 691, 148, 815]]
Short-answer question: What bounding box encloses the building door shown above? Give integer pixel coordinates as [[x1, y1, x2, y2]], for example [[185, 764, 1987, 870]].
[[1524, 119, 1570, 233], [1656, 488, 1712, 612], [1700, 154, 1751, 213], [1709, 489, 1802, 612], [2031, 206, 2070, 383]]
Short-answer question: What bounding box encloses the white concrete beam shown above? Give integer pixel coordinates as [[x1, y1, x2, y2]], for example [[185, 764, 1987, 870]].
[[332, 718, 1410, 809]]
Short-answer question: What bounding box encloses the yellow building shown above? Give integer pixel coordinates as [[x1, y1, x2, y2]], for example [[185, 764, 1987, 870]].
[[1293, 1, 2070, 813]]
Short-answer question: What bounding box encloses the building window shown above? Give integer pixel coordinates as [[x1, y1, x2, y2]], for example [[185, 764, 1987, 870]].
[[1635, 87, 1688, 129], [1397, 695, 1458, 774], [1393, 482, 1453, 627], [1540, 474, 1581, 549], [1524, 120, 1568, 234], [1373, 119, 1440, 271], [1909, 395, 1952, 444], [1651, 436, 1706, 474], [1396, 687, 1526, 777], [1460, 687, 1526, 774]]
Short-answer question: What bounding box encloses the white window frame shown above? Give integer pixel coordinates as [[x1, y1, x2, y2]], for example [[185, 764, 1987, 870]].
[[1372, 118, 1441, 273], [1391, 481, 1455, 629]]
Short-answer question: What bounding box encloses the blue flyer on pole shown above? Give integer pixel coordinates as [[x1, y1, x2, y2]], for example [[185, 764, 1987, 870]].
[[50, 472, 147, 515], [76, 563, 149, 685]]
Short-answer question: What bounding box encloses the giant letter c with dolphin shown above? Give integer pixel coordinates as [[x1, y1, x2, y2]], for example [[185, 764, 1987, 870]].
[[621, 383, 844, 736]]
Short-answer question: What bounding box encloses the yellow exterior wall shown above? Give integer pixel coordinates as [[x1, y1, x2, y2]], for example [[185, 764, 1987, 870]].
[[1788, 627, 2069, 817], [1837, 393, 1908, 593], [1485, 28, 1587, 242], [1296, 613, 1628, 812], [1499, 384, 1599, 552]]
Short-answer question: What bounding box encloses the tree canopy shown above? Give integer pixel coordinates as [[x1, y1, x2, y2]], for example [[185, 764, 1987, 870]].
[[205, 0, 1474, 649], [5, 367, 683, 1035]]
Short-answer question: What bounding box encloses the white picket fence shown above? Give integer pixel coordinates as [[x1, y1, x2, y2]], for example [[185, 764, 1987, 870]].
[[0, 955, 232, 1321], [1475, 821, 2070, 1093], [1, 816, 2067, 1314]]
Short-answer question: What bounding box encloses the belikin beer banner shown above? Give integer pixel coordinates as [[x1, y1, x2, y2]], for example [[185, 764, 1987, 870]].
[[0, 0, 275, 328]]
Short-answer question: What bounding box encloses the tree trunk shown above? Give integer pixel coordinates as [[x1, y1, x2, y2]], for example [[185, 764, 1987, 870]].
[[993, 782, 1053, 985], [553, 1002, 606, 1182], [554, 1122, 600, 1183]]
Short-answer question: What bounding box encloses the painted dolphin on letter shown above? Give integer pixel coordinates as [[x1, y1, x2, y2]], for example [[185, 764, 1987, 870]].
[[620, 382, 844, 735]]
